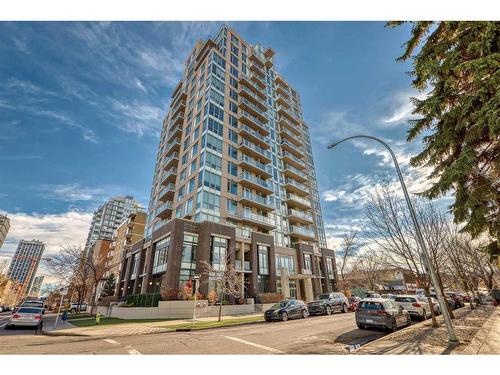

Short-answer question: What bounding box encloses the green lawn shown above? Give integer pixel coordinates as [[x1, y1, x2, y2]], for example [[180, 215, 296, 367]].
[[69, 317, 176, 327], [67, 313, 92, 321], [165, 315, 265, 330]]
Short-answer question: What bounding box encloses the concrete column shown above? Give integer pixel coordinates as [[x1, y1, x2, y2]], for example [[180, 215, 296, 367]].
[[304, 278, 314, 302], [121, 257, 133, 298], [141, 245, 154, 294], [280, 267, 290, 298]]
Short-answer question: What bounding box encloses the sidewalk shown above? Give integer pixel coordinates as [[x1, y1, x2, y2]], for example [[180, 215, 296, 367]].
[[43, 313, 263, 338], [357, 305, 498, 355]]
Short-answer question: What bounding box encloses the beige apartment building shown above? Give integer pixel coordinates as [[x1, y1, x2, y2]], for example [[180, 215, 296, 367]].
[[0, 214, 10, 249], [118, 25, 337, 302]]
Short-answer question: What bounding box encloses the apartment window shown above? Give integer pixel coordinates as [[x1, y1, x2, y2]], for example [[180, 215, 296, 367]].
[[191, 142, 199, 157], [190, 160, 197, 174], [210, 236, 228, 271], [180, 168, 187, 181], [303, 253, 312, 271], [229, 101, 238, 114], [210, 75, 225, 92], [205, 102, 224, 122], [185, 198, 193, 215], [326, 258, 335, 278], [202, 151, 222, 171], [211, 51, 226, 69], [187, 178, 195, 194], [183, 138, 190, 150], [203, 170, 221, 191], [205, 117, 224, 136], [230, 54, 238, 67], [202, 190, 221, 211], [227, 180, 238, 195], [193, 126, 200, 140], [179, 234, 198, 288], [177, 186, 185, 201], [228, 129, 238, 143], [230, 66, 238, 78], [258, 245, 269, 275], [209, 88, 225, 107], [227, 161, 238, 177], [227, 144, 238, 160], [275, 254, 295, 274], [226, 199, 237, 214], [231, 34, 238, 44], [230, 77, 238, 89], [210, 64, 225, 82], [229, 89, 238, 102], [152, 236, 170, 274], [204, 133, 223, 153]]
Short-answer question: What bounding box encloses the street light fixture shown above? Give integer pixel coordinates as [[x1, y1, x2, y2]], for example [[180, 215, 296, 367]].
[[328, 135, 458, 343]]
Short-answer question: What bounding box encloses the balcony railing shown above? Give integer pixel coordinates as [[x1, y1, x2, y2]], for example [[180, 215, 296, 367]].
[[240, 172, 272, 191], [235, 227, 252, 239], [239, 85, 267, 109], [239, 154, 272, 176], [163, 152, 179, 169], [301, 268, 312, 275], [240, 190, 273, 207], [155, 201, 172, 216], [284, 163, 308, 180], [289, 225, 315, 239], [286, 193, 312, 208], [235, 260, 251, 271], [285, 178, 309, 193], [288, 208, 313, 222], [240, 139, 271, 160], [238, 210, 275, 227], [158, 183, 175, 200], [282, 151, 306, 168], [160, 168, 177, 184], [239, 124, 269, 146], [240, 109, 268, 132]]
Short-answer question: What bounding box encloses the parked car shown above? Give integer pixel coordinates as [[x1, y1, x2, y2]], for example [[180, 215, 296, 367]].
[[5, 307, 44, 329], [348, 296, 362, 311], [430, 297, 441, 315], [307, 292, 348, 315], [70, 303, 88, 313], [365, 292, 382, 298], [429, 293, 455, 310], [394, 295, 431, 320], [20, 300, 45, 313], [264, 299, 309, 322], [355, 298, 411, 332], [445, 292, 465, 308], [381, 294, 397, 300]]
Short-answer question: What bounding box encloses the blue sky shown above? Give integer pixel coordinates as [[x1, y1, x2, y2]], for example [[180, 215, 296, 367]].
[[0, 21, 447, 263]]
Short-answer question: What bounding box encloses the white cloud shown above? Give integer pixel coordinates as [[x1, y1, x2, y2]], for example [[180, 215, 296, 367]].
[[313, 111, 368, 146], [110, 98, 165, 137], [381, 91, 428, 126], [38, 184, 106, 202]]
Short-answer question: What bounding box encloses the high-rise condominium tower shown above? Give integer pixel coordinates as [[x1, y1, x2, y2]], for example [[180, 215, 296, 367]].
[[84, 196, 144, 254], [118, 25, 337, 302], [0, 214, 10, 249], [7, 239, 45, 296]]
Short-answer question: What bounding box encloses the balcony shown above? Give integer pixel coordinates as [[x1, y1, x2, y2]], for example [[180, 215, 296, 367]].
[[171, 111, 184, 127], [235, 227, 252, 239], [283, 164, 308, 183], [301, 268, 313, 276], [239, 172, 273, 195], [236, 210, 276, 230], [287, 209, 314, 225], [239, 191, 274, 212], [156, 201, 173, 219], [279, 116, 301, 135], [171, 98, 186, 118], [235, 260, 252, 272], [165, 138, 181, 157], [277, 106, 300, 126], [289, 225, 316, 241], [250, 61, 266, 80], [239, 75, 267, 100], [276, 92, 291, 109], [250, 53, 265, 68], [249, 72, 266, 89], [160, 167, 177, 185], [279, 126, 301, 146], [282, 151, 306, 170], [284, 178, 309, 196], [239, 109, 269, 135], [238, 124, 270, 149], [163, 152, 179, 170], [167, 125, 182, 143], [280, 139, 304, 158], [238, 97, 267, 123], [239, 84, 267, 111], [239, 154, 272, 179], [158, 183, 175, 202], [239, 139, 272, 164], [285, 193, 312, 210]]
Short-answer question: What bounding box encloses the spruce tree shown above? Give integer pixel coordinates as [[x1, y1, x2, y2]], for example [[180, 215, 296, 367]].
[[389, 21, 500, 255], [100, 273, 116, 298]]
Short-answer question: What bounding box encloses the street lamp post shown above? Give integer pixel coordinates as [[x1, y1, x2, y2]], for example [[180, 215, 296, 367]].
[[328, 135, 458, 343]]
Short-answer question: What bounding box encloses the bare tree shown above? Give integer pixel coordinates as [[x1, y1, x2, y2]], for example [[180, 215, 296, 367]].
[[200, 246, 242, 322], [356, 249, 383, 292], [364, 186, 448, 325], [336, 231, 361, 295]]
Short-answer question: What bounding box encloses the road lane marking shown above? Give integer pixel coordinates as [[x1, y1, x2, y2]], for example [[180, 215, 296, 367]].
[[125, 345, 141, 355], [223, 336, 284, 354], [103, 339, 119, 345]]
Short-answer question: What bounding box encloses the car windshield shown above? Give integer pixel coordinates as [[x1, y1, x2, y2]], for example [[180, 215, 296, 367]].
[[17, 307, 42, 314], [316, 294, 331, 300], [271, 301, 288, 309], [22, 302, 43, 307], [358, 301, 383, 310], [395, 297, 416, 303]]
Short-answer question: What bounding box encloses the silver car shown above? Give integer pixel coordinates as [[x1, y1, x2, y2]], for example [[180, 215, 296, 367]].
[[5, 307, 44, 329], [355, 298, 411, 332]]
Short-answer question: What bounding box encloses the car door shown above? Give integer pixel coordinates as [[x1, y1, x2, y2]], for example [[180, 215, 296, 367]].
[[330, 293, 339, 310], [286, 300, 297, 318]]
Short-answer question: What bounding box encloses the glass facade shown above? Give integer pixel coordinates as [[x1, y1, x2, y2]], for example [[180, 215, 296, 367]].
[[179, 233, 198, 288]]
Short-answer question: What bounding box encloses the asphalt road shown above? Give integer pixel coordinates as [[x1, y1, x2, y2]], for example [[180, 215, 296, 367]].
[[0, 311, 390, 354]]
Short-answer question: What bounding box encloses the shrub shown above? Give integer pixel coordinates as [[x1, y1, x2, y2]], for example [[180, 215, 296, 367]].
[[207, 290, 218, 305], [125, 293, 161, 307], [162, 288, 180, 301], [258, 293, 284, 304], [179, 285, 193, 301]]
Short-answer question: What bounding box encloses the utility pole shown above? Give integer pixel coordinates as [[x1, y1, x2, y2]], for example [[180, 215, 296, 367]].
[[328, 135, 458, 343]]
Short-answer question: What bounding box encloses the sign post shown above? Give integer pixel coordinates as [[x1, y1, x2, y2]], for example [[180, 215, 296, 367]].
[[192, 274, 201, 327], [54, 287, 68, 329]]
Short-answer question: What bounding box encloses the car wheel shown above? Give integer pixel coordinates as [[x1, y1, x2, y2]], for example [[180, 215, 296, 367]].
[[281, 312, 288, 322], [342, 304, 348, 313], [302, 309, 308, 319], [325, 305, 332, 315], [70, 308, 76, 314], [357, 324, 365, 329], [4, 324, 11, 330], [389, 318, 398, 332], [406, 315, 412, 326]]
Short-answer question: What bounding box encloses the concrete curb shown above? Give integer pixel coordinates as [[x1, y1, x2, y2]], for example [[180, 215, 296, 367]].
[[460, 307, 499, 355]]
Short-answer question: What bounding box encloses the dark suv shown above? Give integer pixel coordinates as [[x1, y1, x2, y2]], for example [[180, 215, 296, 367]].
[[307, 292, 349, 315], [264, 299, 309, 322]]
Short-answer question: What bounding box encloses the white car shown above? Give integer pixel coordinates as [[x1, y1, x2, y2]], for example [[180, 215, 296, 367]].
[[394, 295, 431, 320], [5, 307, 44, 329]]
